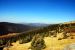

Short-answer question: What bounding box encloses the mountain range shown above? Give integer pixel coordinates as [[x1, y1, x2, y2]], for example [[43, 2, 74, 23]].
[[0, 22, 48, 35]]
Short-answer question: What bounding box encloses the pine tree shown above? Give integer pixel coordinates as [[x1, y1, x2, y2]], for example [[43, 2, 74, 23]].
[[30, 34, 46, 50]]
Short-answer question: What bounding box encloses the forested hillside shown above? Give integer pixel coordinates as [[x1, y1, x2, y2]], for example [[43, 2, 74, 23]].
[[0, 21, 75, 50]]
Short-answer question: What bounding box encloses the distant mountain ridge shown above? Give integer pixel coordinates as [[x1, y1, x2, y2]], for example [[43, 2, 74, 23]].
[[0, 22, 48, 35], [63, 21, 75, 24], [0, 22, 36, 35], [0, 21, 74, 36], [22, 23, 49, 27]]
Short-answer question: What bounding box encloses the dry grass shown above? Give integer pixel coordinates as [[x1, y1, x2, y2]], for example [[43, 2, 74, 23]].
[[0, 33, 19, 38], [3, 33, 75, 50]]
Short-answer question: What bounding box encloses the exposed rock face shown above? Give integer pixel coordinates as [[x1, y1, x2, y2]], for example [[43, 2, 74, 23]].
[[64, 43, 75, 50]]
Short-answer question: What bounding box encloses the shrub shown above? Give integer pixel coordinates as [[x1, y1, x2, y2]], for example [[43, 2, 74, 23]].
[[63, 32, 68, 39], [71, 37, 74, 39], [0, 39, 3, 46], [58, 38, 62, 40], [30, 34, 46, 50]]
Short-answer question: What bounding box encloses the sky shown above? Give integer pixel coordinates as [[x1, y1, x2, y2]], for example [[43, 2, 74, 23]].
[[0, 0, 75, 24]]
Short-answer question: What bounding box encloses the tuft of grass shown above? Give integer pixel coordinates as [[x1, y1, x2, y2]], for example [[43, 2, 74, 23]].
[[58, 38, 62, 40]]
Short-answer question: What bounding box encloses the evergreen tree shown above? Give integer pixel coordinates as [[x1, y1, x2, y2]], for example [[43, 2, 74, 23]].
[[30, 34, 46, 50]]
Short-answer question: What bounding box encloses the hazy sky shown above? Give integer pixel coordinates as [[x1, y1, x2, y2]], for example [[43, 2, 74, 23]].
[[0, 0, 75, 24]]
